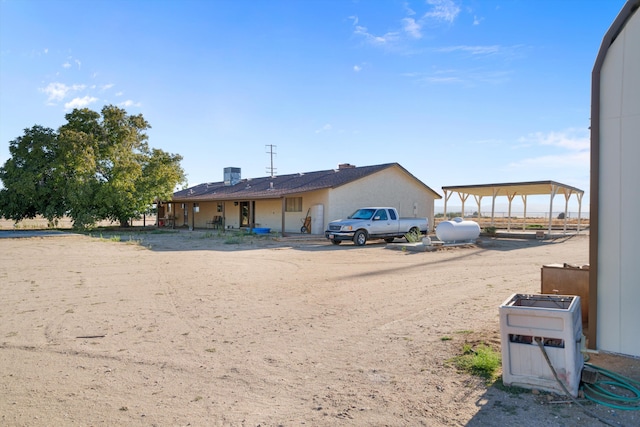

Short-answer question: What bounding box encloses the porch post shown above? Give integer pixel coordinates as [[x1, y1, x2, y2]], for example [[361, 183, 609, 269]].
[[281, 197, 287, 237]]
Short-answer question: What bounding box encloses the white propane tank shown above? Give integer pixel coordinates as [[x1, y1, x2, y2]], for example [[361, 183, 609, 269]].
[[436, 217, 481, 242]]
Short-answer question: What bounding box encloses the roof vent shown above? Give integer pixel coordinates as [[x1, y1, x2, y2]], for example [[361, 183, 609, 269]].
[[338, 163, 356, 169], [224, 167, 241, 186]]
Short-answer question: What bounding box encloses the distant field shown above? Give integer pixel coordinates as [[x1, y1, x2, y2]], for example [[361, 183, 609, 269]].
[[2, 214, 589, 231], [0, 216, 155, 230], [435, 216, 589, 230]]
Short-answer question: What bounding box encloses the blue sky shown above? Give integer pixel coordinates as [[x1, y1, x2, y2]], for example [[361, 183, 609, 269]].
[[0, 0, 628, 214]]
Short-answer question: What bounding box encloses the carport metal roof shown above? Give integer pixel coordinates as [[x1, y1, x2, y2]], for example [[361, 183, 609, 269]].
[[441, 180, 585, 234]]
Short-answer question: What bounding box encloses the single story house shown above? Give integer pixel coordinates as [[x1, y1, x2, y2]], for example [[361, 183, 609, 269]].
[[160, 163, 441, 235]]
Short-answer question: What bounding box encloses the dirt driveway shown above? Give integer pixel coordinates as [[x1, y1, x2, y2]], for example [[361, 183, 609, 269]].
[[0, 231, 638, 426]]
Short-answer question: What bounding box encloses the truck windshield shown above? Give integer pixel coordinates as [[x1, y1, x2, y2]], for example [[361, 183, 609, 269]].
[[349, 209, 376, 220]]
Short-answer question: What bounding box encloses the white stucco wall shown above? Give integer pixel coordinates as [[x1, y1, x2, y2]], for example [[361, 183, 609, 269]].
[[597, 6, 640, 357], [256, 192, 329, 233], [326, 166, 437, 231]]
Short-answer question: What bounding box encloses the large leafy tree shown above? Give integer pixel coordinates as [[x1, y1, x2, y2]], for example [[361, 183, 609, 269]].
[[0, 105, 185, 228], [0, 125, 66, 223]]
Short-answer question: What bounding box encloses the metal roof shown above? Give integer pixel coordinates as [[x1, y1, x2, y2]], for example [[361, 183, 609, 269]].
[[442, 180, 584, 198]]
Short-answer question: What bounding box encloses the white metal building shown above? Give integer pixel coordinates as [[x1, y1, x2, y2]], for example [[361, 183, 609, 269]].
[[590, 0, 640, 357]]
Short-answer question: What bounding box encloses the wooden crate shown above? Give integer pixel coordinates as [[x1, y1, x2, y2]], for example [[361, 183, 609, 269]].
[[541, 263, 589, 326]]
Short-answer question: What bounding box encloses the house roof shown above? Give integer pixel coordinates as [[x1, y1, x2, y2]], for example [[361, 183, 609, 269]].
[[171, 162, 441, 202]]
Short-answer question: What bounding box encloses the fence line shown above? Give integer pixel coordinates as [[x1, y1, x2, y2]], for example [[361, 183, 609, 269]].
[[436, 211, 589, 220]]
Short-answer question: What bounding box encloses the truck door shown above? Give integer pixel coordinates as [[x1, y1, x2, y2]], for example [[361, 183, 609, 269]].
[[369, 208, 391, 235]]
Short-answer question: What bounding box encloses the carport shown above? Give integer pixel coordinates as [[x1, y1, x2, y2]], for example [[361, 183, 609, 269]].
[[442, 181, 585, 235]]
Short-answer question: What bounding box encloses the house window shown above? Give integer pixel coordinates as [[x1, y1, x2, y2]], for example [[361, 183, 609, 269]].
[[285, 197, 303, 212]]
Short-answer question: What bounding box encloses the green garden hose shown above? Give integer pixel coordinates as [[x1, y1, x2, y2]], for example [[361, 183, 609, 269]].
[[536, 340, 637, 427], [581, 362, 640, 411]]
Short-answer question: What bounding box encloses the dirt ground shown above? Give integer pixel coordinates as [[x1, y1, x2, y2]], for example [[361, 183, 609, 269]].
[[0, 229, 638, 426]]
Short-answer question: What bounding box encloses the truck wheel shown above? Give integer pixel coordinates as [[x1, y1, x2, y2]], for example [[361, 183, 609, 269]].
[[331, 239, 341, 245], [354, 230, 367, 246], [384, 238, 395, 243]]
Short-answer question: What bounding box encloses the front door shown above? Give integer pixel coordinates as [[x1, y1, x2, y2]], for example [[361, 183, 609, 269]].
[[239, 201, 255, 228]]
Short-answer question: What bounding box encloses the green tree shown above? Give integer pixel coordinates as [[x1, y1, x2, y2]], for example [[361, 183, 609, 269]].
[[0, 105, 186, 228], [0, 125, 66, 224]]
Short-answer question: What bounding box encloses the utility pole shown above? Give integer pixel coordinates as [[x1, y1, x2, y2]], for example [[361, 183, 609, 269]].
[[265, 144, 277, 177]]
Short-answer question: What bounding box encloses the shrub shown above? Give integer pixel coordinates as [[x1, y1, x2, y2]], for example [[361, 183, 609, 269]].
[[484, 226, 497, 236], [451, 343, 501, 382], [404, 228, 422, 243]]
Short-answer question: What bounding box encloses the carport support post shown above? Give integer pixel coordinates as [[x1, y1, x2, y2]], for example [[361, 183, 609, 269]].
[[459, 192, 469, 218], [577, 192, 583, 233], [491, 188, 499, 226], [473, 195, 482, 222], [548, 185, 559, 236], [563, 189, 572, 234], [506, 193, 516, 232], [443, 189, 453, 220], [521, 195, 528, 231]]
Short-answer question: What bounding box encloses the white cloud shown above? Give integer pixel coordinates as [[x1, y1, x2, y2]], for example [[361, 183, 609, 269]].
[[62, 62, 71, 69], [120, 100, 141, 108], [315, 124, 332, 134], [508, 151, 589, 170], [75, 59, 81, 68], [425, 75, 464, 84], [353, 65, 362, 72], [352, 1, 460, 50], [40, 82, 86, 102], [424, 0, 460, 23], [412, 67, 511, 86], [403, 2, 416, 16], [354, 24, 400, 46], [402, 17, 422, 39], [508, 129, 590, 172], [115, 91, 124, 96], [519, 129, 589, 151], [436, 45, 501, 55], [64, 96, 98, 110], [100, 83, 115, 91]]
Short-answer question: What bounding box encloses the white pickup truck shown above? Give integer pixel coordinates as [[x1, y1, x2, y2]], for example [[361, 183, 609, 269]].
[[325, 207, 429, 246]]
